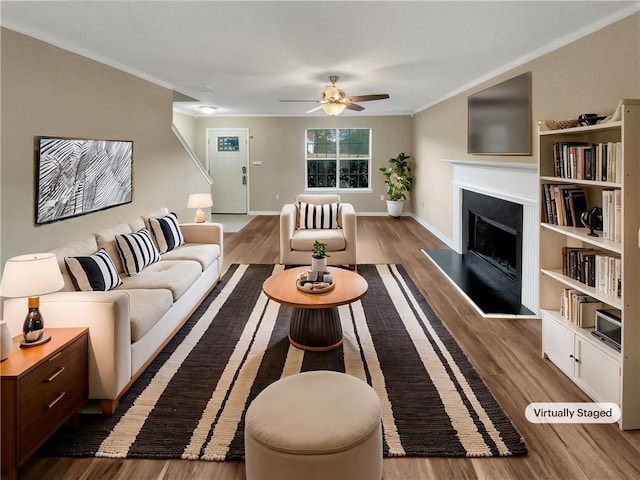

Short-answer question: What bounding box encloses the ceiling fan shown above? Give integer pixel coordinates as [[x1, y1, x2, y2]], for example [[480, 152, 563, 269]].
[[279, 75, 390, 116]]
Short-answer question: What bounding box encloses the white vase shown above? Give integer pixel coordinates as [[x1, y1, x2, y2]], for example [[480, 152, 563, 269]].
[[311, 256, 327, 273], [1, 320, 12, 361], [386, 200, 404, 218]]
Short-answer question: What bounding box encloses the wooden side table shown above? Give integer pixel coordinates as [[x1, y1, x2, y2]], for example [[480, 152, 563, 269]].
[[1, 327, 89, 480]]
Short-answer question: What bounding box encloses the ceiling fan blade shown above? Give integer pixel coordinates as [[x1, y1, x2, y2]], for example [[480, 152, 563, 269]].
[[279, 99, 320, 103], [345, 94, 390, 103], [345, 103, 365, 112], [306, 105, 324, 113]]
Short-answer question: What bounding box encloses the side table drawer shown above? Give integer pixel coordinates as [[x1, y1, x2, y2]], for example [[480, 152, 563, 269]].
[[18, 335, 88, 459]]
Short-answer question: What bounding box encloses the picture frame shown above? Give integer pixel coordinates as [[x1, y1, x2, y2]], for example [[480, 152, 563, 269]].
[[35, 136, 133, 225]]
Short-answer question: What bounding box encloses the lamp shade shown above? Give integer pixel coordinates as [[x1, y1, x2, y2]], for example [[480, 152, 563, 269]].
[[321, 102, 347, 116], [187, 193, 214, 209], [0, 253, 64, 298]]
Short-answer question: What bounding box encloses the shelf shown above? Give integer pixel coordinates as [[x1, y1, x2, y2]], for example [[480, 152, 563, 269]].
[[540, 268, 622, 310], [540, 223, 622, 254], [539, 121, 622, 136], [541, 309, 621, 361], [540, 176, 621, 188]]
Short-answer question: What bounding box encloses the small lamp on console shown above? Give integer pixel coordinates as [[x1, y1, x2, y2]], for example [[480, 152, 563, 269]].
[[187, 193, 214, 223], [0, 253, 64, 347]]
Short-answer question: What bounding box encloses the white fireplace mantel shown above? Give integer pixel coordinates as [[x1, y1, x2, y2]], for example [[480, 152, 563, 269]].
[[442, 158, 539, 314]]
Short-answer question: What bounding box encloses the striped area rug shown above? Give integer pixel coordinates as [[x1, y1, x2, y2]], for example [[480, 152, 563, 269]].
[[40, 264, 527, 460]]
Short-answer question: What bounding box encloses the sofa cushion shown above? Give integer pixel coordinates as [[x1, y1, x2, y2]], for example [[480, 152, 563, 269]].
[[116, 228, 161, 276], [125, 288, 174, 342], [290, 229, 346, 252], [50, 236, 99, 292], [149, 212, 185, 253], [298, 202, 340, 230], [95, 223, 133, 274], [65, 248, 123, 291], [117, 260, 201, 301], [161, 244, 220, 271]]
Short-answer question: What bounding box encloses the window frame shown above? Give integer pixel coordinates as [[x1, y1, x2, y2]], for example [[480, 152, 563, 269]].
[[304, 128, 372, 192]]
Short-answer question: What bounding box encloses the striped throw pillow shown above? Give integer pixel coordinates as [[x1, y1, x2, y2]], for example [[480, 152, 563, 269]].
[[149, 212, 185, 254], [298, 202, 340, 229], [115, 228, 161, 276], [65, 248, 123, 291]]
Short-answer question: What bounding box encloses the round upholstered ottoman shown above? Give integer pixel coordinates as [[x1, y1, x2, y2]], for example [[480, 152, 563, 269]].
[[244, 370, 383, 480]]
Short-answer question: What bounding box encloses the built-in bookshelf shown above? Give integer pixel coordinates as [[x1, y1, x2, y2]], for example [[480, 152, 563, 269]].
[[539, 99, 640, 430]]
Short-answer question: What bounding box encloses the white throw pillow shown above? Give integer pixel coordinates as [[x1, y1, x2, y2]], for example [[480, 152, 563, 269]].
[[298, 202, 340, 229], [115, 228, 160, 276]]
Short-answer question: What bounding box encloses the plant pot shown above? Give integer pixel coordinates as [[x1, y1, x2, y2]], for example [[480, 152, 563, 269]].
[[386, 200, 404, 218], [311, 256, 327, 273]]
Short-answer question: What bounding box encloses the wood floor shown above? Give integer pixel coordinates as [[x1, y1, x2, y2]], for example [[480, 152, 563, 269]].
[[12, 216, 640, 480]]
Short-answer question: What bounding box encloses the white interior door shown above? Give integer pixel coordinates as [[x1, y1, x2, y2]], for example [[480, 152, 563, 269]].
[[207, 129, 248, 214]]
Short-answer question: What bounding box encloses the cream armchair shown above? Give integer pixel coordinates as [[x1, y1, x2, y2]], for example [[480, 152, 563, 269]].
[[280, 194, 357, 269]]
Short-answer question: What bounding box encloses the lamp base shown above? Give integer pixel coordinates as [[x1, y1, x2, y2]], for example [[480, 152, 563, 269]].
[[194, 209, 206, 223], [20, 332, 51, 348]]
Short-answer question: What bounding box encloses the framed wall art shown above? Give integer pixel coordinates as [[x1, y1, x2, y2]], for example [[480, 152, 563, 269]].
[[35, 136, 133, 225]]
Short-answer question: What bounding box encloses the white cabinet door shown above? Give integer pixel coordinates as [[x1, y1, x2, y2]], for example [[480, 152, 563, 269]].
[[542, 313, 575, 377], [574, 337, 621, 405]]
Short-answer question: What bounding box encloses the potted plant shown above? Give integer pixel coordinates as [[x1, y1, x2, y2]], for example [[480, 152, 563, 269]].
[[380, 152, 413, 217], [311, 240, 329, 273]]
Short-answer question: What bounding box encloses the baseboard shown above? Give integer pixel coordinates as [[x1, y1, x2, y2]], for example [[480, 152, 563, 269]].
[[410, 214, 456, 250]]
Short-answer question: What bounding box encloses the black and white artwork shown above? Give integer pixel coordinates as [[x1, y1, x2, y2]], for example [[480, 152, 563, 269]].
[[35, 137, 133, 225]]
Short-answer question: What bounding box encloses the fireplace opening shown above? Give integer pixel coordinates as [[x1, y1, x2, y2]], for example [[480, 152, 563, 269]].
[[468, 212, 517, 282], [425, 188, 532, 316]]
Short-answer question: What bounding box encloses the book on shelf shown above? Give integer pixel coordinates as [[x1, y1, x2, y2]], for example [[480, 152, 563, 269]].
[[561, 288, 603, 327], [562, 247, 621, 294], [602, 189, 622, 242], [552, 141, 622, 182], [542, 183, 588, 227], [594, 253, 622, 298]]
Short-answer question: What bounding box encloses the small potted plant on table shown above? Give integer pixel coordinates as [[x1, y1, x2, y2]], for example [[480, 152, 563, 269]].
[[380, 152, 413, 217], [311, 240, 329, 273]]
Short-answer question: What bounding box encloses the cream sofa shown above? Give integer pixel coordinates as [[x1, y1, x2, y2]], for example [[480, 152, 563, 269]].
[[279, 194, 357, 269], [3, 208, 223, 415]]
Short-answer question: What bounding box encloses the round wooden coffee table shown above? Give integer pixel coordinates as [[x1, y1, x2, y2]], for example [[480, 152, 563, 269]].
[[262, 266, 368, 351]]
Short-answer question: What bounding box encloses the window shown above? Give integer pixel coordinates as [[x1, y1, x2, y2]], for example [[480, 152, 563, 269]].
[[306, 129, 370, 189]]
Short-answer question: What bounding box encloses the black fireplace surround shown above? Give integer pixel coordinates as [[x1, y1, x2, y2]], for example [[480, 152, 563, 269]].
[[426, 189, 532, 316], [463, 189, 523, 298]]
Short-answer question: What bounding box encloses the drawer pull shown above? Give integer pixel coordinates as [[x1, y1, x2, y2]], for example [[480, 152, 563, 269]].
[[46, 392, 66, 409], [46, 367, 66, 382], [48, 351, 63, 362]]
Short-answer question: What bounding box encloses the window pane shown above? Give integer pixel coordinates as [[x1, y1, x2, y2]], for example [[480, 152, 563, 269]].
[[307, 129, 336, 159], [340, 159, 369, 188], [308, 159, 336, 188], [340, 129, 370, 158]]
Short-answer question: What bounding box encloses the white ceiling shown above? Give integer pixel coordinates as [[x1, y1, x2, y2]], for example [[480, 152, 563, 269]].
[[2, 1, 638, 117]]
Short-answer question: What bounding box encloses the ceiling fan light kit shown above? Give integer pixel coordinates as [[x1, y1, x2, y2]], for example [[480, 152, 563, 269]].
[[321, 103, 347, 116], [280, 75, 390, 116]]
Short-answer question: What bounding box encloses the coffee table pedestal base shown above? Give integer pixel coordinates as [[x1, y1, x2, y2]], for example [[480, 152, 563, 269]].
[[288, 307, 343, 352]]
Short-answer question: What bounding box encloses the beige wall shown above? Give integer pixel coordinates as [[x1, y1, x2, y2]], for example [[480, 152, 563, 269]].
[[0, 29, 211, 266], [172, 111, 198, 153], [413, 13, 640, 245], [192, 115, 414, 213]]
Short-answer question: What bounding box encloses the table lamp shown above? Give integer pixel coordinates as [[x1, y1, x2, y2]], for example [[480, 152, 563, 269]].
[[0, 252, 64, 347], [187, 193, 214, 223]]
